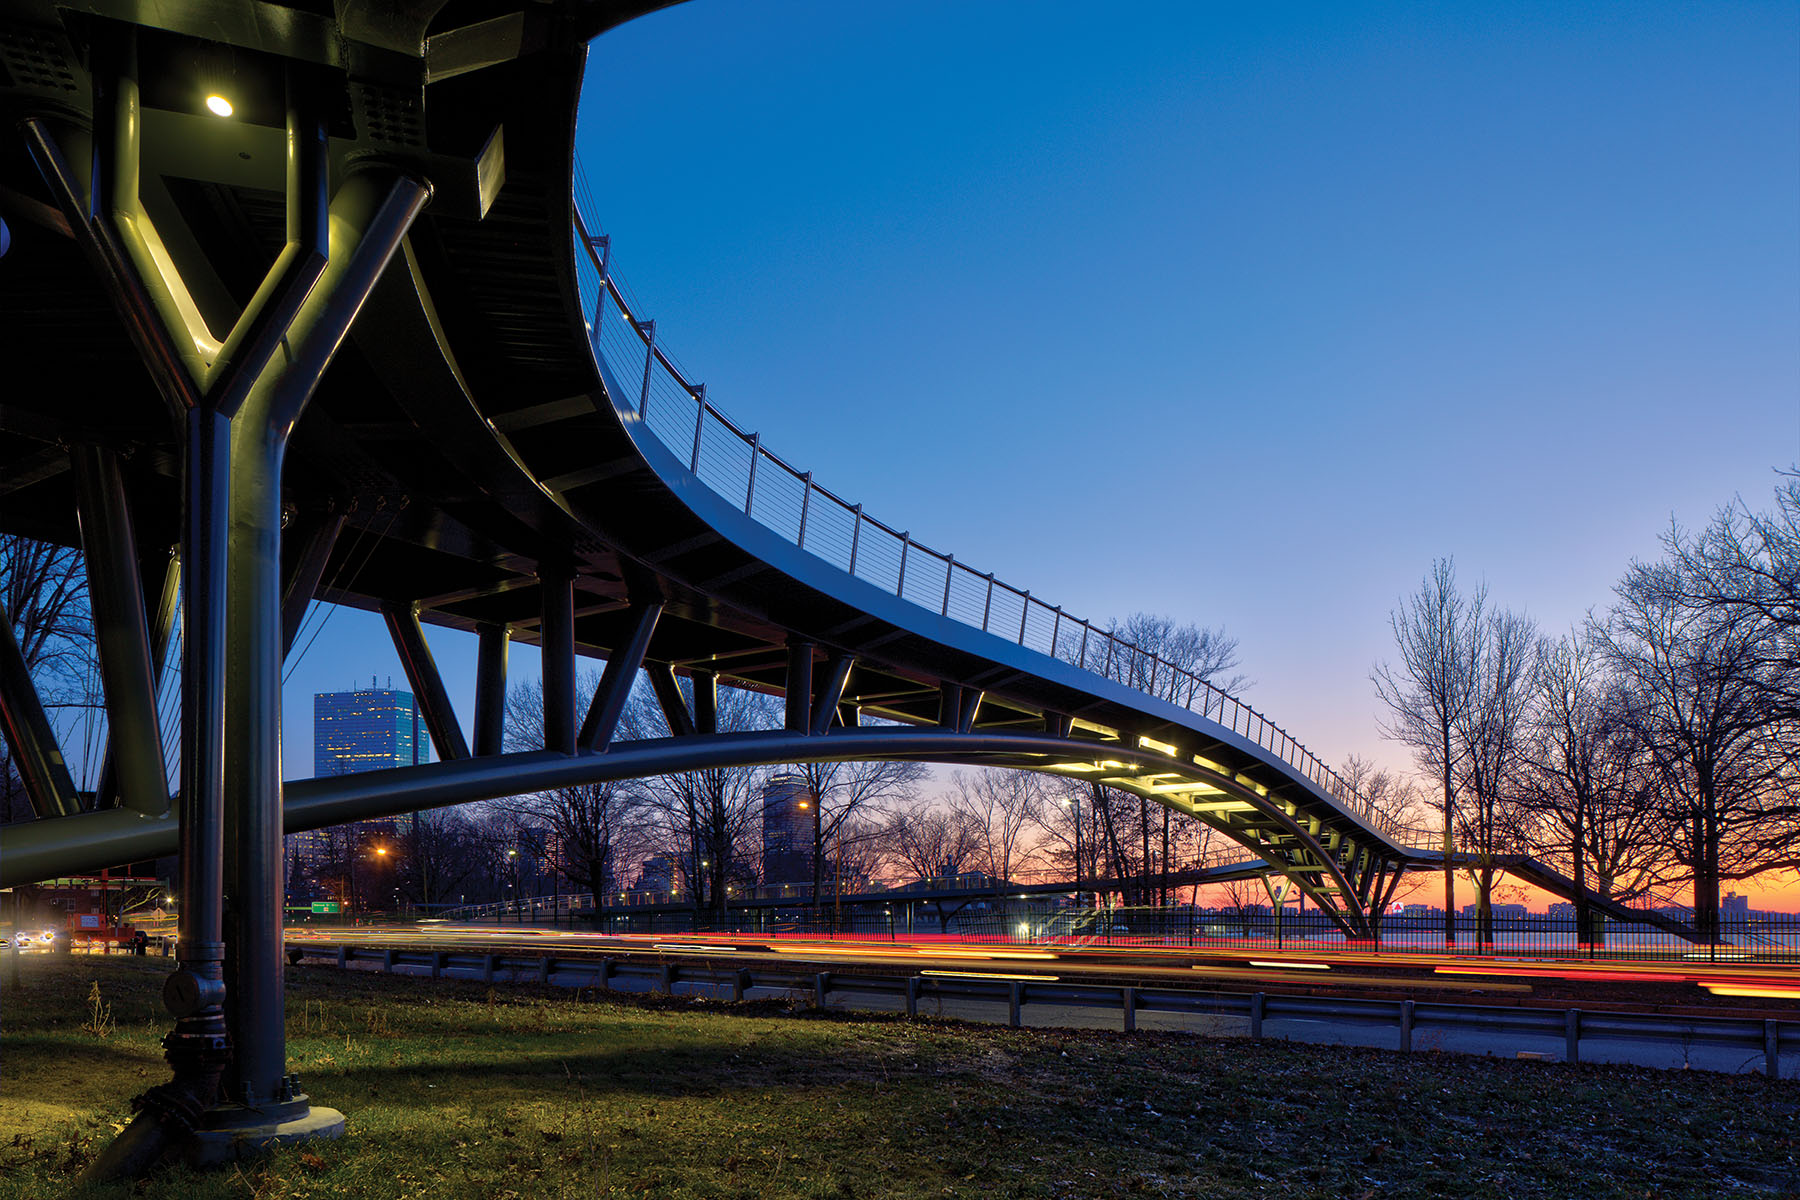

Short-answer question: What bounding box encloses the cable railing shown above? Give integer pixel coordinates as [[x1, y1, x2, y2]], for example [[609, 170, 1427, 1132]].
[[567, 201, 1419, 851]]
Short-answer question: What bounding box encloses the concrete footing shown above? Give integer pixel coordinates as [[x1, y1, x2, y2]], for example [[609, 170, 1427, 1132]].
[[187, 1106, 346, 1165]]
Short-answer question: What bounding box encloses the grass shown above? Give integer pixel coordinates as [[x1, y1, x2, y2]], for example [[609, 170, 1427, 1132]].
[[1, 957, 1796, 1199]]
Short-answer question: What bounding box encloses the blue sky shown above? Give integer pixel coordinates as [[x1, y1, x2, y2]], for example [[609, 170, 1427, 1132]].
[[278, 0, 1797, 792]]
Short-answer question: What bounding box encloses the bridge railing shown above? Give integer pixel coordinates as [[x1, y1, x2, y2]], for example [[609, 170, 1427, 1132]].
[[569, 203, 1417, 849]]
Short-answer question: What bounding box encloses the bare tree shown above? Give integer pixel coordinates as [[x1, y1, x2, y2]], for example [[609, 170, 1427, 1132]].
[[1061, 611, 1248, 706], [1675, 475, 1800, 729], [945, 769, 1044, 884], [505, 674, 653, 920], [880, 803, 982, 883], [636, 684, 779, 920], [1372, 558, 1483, 943], [0, 536, 90, 822], [1599, 551, 1793, 940], [1453, 605, 1537, 946], [1340, 754, 1431, 839], [398, 807, 481, 909], [1515, 630, 1667, 941], [786, 758, 926, 918]]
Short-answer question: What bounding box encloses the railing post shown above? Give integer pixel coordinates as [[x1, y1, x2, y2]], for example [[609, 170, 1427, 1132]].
[[1008, 980, 1023, 1028], [847, 506, 863, 574], [797, 472, 813, 547], [941, 555, 954, 616], [1766, 1019, 1780, 1079], [637, 320, 656, 417], [1018, 592, 1030, 644], [1078, 622, 1090, 667], [689, 384, 706, 472], [1399, 999, 1414, 1052], [589, 235, 611, 331], [1050, 607, 1062, 654], [981, 574, 995, 631], [1250, 992, 1265, 1039], [896, 534, 909, 597], [1565, 1008, 1580, 1063], [906, 975, 920, 1018], [1121, 986, 1137, 1033], [814, 972, 830, 1010], [744, 433, 760, 515]]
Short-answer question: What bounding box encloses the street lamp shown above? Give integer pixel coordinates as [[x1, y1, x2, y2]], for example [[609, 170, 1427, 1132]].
[[506, 848, 520, 924]]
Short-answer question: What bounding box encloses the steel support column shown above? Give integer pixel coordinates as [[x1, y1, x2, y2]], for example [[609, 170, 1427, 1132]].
[[540, 570, 576, 754], [785, 641, 813, 733], [474, 623, 509, 757], [71, 446, 167, 817], [579, 600, 661, 750], [219, 170, 429, 1121], [692, 669, 717, 735], [646, 664, 696, 740], [383, 602, 470, 761]]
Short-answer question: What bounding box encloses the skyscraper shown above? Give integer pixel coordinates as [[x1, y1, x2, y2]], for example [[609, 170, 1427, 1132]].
[[314, 680, 423, 776], [287, 681, 427, 910], [762, 773, 815, 887]]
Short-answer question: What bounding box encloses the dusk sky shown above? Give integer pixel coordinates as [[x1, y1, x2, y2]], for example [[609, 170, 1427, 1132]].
[[273, 2, 1798, 900]]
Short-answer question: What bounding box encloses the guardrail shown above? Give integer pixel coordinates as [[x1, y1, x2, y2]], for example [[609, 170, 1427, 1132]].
[[290, 941, 1794, 1078], [567, 199, 1417, 849]]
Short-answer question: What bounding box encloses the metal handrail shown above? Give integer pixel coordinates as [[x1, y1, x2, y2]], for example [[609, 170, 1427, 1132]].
[[568, 203, 1421, 849]]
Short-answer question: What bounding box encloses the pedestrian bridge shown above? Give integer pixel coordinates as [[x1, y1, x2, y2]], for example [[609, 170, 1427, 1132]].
[[0, 0, 1698, 1172], [0, 0, 1433, 942]]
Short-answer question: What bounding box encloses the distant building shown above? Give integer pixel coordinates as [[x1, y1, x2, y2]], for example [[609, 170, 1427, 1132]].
[[315, 681, 424, 776], [761, 774, 815, 886], [635, 853, 677, 894], [1460, 902, 1528, 919], [286, 681, 428, 910], [1723, 892, 1750, 915]]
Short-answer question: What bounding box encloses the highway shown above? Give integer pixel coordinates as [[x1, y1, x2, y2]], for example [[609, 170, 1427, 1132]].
[[285, 924, 1800, 1008]]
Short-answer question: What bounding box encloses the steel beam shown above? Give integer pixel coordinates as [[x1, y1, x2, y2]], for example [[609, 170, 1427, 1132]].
[[71, 446, 167, 817], [383, 602, 470, 761], [811, 654, 853, 736], [2, 730, 1345, 888], [579, 601, 661, 750], [0, 597, 80, 817], [474, 623, 509, 756], [279, 508, 345, 656]]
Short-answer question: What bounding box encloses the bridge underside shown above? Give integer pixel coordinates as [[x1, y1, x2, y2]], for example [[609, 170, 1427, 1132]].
[[0, 0, 1424, 1179]]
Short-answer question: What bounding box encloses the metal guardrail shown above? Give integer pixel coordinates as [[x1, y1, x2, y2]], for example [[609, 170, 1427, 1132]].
[[291, 942, 1794, 1078], [566, 202, 1416, 848]]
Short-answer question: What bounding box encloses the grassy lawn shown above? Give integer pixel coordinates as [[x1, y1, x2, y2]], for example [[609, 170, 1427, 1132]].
[[1, 956, 1796, 1199]]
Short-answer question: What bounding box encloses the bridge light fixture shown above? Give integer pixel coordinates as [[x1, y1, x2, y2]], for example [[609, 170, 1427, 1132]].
[[204, 94, 234, 118]]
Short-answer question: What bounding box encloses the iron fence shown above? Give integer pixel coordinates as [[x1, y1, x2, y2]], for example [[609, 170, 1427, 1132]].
[[426, 888, 1800, 964]]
